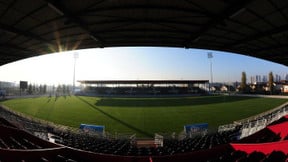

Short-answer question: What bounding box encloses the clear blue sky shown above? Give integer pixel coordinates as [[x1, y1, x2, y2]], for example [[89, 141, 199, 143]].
[[0, 47, 287, 85]]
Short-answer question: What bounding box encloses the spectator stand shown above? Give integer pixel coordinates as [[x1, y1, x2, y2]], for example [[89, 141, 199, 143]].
[[218, 102, 288, 139]]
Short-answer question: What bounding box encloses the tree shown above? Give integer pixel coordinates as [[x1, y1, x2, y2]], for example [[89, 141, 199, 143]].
[[268, 71, 274, 94], [240, 71, 247, 93], [43, 84, 47, 94], [39, 85, 43, 94], [62, 84, 66, 95], [56, 85, 62, 95], [28, 84, 33, 94], [32, 84, 36, 94]]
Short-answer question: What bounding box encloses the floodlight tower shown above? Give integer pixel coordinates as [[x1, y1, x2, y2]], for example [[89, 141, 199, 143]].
[[73, 52, 79, 94], [208, 52, 213, 92]]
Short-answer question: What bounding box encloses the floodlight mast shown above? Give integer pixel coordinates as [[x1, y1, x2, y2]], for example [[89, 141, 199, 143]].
[[73, 52, 79, 94], [208, 52, 213, 93]]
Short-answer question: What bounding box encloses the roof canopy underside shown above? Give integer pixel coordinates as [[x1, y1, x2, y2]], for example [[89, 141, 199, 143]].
[[0, 0, 288, 66]]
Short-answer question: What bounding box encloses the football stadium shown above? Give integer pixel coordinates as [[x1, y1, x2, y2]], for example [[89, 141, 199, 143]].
[[1, 0, 288, 162]]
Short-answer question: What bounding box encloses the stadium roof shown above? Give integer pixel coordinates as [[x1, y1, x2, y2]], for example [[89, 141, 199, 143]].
[[0, 0, 288, 66]]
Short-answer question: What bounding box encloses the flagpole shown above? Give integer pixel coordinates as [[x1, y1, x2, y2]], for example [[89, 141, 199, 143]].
[[73, 52, 79, 94]]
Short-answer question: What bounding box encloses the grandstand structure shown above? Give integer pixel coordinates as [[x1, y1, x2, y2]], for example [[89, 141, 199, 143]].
[[78, 80, 208, 96], [0, 103, 288, 161], [218, 102, 288, 138], [1, 0, 288, 161]]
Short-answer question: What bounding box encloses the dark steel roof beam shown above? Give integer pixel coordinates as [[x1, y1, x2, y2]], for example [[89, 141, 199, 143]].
[[245, 8, 275, 28], [228, 23, 288, 47], [250, 44, 288, 53], [214, 26, 249, 37], [83, 16, 203, 36], [45, 0, 104, 47], [0, 0, 17, 19], [78, 0, 106, 12], [23, 17, 62, 34], [80, 5, 209, 17], [90, 28, 189, 35], [184, 0, 212, 12], [11, 4, 47, 27], [86, 19, 203, 27], [0, 43, 35, 54], [267, 0, 288, 23], [0, 23, 50, 44], [185, 0, 254, 47], [90, 34, 186, 41]]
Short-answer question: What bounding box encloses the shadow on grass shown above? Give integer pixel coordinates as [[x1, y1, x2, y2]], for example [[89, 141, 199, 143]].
[[75, 96, 153, 138], [95, 96, 253, 107]]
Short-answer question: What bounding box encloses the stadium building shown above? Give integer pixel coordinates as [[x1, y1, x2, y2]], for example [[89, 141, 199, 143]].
[[78, 80, 208, 96]]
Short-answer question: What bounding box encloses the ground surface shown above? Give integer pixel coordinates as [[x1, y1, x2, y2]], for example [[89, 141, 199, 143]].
[[1, 95, 287, 137]]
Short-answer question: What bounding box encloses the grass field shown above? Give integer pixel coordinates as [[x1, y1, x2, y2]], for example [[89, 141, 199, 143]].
[[0, 95, 287, 137]]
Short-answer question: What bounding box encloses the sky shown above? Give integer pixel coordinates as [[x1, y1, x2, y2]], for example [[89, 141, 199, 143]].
[[0, 47, 287, 86]]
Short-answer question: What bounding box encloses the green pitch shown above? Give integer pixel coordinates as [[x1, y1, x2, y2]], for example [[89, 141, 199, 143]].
[[1, 95, 287, 137]]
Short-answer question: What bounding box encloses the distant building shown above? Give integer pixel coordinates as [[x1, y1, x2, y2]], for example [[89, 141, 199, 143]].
[[282, 84, 288, 93], [210, 86, 220, 92], [220, 85, 235, 92], [262, 75, 268, 82], [0, 81, 14, 88], [0, 81, 15, 96], [256, 75, 261, 83], [275, 74, 281, 82], [250, 82, 266, 94]]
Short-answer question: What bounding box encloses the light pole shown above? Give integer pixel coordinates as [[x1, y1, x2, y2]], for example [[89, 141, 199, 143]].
[[208, 52, 213, 93], [73, 52, 79, 94]]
